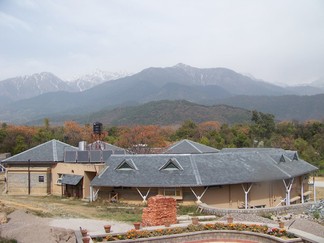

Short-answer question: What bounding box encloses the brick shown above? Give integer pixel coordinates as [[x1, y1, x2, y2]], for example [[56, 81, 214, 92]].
[[142, 195, 177, 226]]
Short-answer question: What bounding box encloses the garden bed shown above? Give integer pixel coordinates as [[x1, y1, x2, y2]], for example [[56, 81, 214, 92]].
[[90, 222, 301, 243]]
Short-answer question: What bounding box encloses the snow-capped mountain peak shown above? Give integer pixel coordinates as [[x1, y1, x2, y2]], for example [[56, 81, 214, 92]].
[[69, 69, 131, 91], [0, 72, 71, 102]]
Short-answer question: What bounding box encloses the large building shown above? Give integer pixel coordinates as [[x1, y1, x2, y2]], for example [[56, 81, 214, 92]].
[[2, 139, 318, 208], [90, 142, 317, 208]]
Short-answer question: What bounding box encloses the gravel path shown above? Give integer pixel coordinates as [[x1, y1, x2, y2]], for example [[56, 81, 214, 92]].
[[218, 213, 275, 224], [1, 210, 324, 242], [0, 210, 75, 243], [286, 218, 324, 238], [0, 210, 133, 243], [49, 217, 133, 235]]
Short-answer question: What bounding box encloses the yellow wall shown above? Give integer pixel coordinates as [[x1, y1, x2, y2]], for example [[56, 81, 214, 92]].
[[93, 174, 312, 208], [6, 167, 51, 195], [51, 163, 105, 198]]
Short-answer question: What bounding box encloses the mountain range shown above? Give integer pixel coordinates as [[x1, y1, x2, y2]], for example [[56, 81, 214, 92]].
[[0, 63, 324, 125], [0, 70, 130, 103]]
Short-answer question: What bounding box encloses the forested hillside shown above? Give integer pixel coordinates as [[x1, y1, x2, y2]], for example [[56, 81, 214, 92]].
[[0, 112, 323, 175], [77, 100, 252, 125]]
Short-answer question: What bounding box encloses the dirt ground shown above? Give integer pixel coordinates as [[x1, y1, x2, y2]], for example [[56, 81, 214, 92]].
[[0, 173, 113, 219], [314, 176, 324, 199], [1, 173, 324, 243], [0, 173, 135, 242]]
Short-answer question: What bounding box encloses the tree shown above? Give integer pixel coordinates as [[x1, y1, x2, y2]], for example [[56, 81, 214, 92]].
[[13, 135, 28, 154], [250, 110, 275, 140], [63, 121, 92, 146], [0, 124, 8, 153], [116, 125, 168, 152], [173, 120, 199, 140]]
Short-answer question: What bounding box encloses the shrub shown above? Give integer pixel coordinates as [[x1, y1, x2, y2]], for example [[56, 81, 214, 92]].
[[95, 236, 103, 242], [0, 237, 18, 243], [104, 222, 296, 241]]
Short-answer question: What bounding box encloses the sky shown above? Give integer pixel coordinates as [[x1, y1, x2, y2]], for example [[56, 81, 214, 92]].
[[0, 0, 324, 85]]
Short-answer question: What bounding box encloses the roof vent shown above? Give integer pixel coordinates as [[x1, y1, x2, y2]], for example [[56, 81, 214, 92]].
[[116, 159, 137, 170], [159, 158, 183, 171], [78, 141, 87, 151], [279, 155, 286, 163]]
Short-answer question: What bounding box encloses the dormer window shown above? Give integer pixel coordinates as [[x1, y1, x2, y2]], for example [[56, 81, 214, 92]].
[[280, 155, 286, 162], [159, 158, 183, 171], [293, 152, 299, 161], [116, 159, 137, 170]]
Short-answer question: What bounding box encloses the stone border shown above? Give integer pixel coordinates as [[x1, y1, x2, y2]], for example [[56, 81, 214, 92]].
[[102, 230, 303, 243], [197, 202, 314, 216]]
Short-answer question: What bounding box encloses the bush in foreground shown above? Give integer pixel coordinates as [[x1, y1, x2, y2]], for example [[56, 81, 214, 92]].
[[104, 222, 296, 241]]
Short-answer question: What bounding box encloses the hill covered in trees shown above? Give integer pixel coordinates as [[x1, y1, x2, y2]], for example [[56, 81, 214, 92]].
[[1, 112, 323, 175], [78, 100, 252, 126]]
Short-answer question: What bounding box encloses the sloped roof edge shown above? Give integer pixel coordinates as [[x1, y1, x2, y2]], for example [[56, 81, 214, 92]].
[[3, 139, 77, 162]]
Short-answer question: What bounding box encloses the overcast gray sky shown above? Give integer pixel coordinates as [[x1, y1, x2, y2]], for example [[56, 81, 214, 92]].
[[0, 0, 324, 85]]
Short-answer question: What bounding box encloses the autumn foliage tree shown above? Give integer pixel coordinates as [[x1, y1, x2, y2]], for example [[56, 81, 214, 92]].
[[116, 125, 168, 153], [1, 116, 324, 175], [63, 121, 92, 146]]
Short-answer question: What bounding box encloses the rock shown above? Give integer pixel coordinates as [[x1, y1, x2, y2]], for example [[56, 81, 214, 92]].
[[283, 214, 292, 220], [308, 199, 324, 222], [0, 212, 8, 224], [50, 227, 76, 243]]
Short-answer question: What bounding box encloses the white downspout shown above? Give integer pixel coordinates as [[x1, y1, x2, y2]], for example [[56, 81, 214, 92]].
[[313, 176, 316, 203], [241, 183, 253, 209], [301, 176, 304, 204], [90, 186, 93, 202], [190, 187, 209, 203]]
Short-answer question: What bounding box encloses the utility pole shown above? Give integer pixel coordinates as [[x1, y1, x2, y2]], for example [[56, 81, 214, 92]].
[[28, 159, 31, 195]]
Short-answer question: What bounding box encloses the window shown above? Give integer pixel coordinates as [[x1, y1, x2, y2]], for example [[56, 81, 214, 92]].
[[159, 158, 183, 171], [38, 176, 45, 182], [56, 174, 63, 185], [118, 162, 133, 170], [159, 187, 183, 199], [116, 159, 137, 170], [279, 155, 286, 162]]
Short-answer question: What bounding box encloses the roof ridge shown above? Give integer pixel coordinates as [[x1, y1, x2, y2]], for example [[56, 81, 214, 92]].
[[52, 140, 58, 161], [264, 152, 292, 177], [187, 140, 203, 153], [2, 139, 55, 162], [166, 139, 187, 152], [190, 155, 202, 185]]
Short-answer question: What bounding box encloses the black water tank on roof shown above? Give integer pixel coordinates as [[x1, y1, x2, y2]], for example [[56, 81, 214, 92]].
[[93, 122, 103, 134]]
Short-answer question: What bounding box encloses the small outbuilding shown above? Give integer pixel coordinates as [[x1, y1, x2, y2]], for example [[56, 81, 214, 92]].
[[2, 139, 77, 195]]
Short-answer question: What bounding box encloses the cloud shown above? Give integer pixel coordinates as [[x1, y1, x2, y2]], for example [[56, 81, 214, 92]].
[[0, 0, 323, 84], [0, 11, 32, 32]]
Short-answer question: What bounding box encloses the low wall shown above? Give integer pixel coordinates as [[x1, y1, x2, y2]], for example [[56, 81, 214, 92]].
[[198, 202, 314, 216], [107, 230, 303, 243]]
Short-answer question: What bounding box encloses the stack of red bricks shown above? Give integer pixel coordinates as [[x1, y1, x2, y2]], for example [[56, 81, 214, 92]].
[[142, 195, 177, 226]]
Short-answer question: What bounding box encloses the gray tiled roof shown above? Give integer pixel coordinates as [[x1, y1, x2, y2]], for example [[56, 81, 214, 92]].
[[90, 149, 317, 187], [61, 174, 83, 185], [88, 141, 130, 153], [164, 139, 219, 154], [2, 139, 78, 163]]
